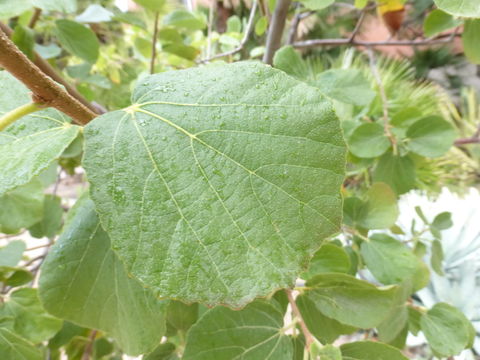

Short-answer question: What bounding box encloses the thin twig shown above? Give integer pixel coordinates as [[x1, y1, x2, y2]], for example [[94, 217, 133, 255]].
[[150, 12, 160, 74], [199, 1, 258, 63], [81, 330, 98, 360], [293, 32, 461, 49], [285, 289, 315, 349], [28, 8, 42, 29], [0, 27, 97, 125], [206, 0, 216, 59], [287, 9, 314, 45], [262, 0, 292, 64], [348, 8, 367, 42], [367, 47, 397, 154], [0, 22, 104, 115]]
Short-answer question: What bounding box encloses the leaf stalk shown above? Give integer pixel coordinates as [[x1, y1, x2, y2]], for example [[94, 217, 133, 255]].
[[0, 102, 44, 131]]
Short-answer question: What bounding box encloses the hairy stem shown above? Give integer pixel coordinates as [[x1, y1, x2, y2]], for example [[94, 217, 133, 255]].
[[263, 0, 292, 65], [0, 27, 97, 125], [285, 289, 315, 349], [0, 102, 44, 131], [0, 22, 104, 115]]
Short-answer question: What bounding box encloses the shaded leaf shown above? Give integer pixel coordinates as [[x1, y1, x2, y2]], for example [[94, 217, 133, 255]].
[[183, 301, 292, 360], [373, 152, 416, 195], [302, 243, 351, 279], [463, 19, 480, 65], [433, 0, 480, 18], [0, 288, 62, 344], [406, 116, 456, 158], [28, 195, 63, 239], [423, 9, 462, 38], [55, 19, 100, 63], [163, 10, 206, 31], [0, 327, 42, 360], [430, 239, 444, 275], [303, 273, 397, 328], [39, 198, 167, 355], [0, 240, 25, 267], [83, 61, 346, 307], [340, 341, 408, 360]]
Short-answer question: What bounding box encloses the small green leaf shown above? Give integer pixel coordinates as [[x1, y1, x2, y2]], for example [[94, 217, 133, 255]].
[[163, 10, 206, 31], [463, 19, 480, 64], [163, 43, 199, 61], [0, 327, 42, 360], [2, 268, 33, 287], [55, 19, 100, 63], [297, 294, 357, 344], [431, 211, 453, 230], [374, 152, 416, 195], [28, 195, 63, 239], [255, 16, 268, 36], [0, 180, 44, 233], [75, 4, 114, 23], [420, 303, 473, 357], [39, 197, 167, 355], [227, 15, 242, 33], [430, 239, 444, 275], [302, 243, 351, 279], [344, 183, 398, 230], [406, 116, 456, 158], [273, 46, 309, 79], [83, 61, 346, 307], [314, 69, 376, 106], [361, 234, 420, 285], [0, 240, 25, 267], [12, 24, 35, 60], [303, 273, 397, 328], [298, 0, 334, 11], [0, 288, 62, 344], [144, 343, 178, 360], [423, 9, 462, 38], [348, 123, 390, 158], [433, 0, 480, 18], [311, 343, 342, 360], [354, 0, 368, 8], [340, 341, 408, 360], [183, 301, 293, 360], [133, 0, 166, 11]]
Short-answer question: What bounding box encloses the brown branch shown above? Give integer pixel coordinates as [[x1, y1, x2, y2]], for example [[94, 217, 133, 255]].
[[0, 28, 97, 125], [0, 22, 105, 116], [263, 0, 292, 65], [293, 32, 461, 49], [348, 8, 367, 42], [287, 10, 314, 45], [28, 8, 42, 29], [150, 12, 160, 74], [455, 137, 480, 146], [81, 330, 97, 360], [285, 289, 315, 349], [199, 1, 258, 63]]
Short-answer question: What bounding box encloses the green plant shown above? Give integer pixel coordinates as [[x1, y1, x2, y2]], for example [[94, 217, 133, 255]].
[[1, 0, 480, 359]]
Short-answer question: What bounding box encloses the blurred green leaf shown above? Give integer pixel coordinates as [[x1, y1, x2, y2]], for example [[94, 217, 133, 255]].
[[340, 341, 408, 360], [55, 19, 100, 63], [423, 9, 462, 38], [406, 116, 456, 158], [0, 240, 25, 267], [348, 123, 390, 158], [463, 19, 480, 64]]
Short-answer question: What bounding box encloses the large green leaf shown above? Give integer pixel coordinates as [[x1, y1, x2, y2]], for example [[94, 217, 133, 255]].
[[433, 0, 480, 18], [183, 301, 292, 360], [0, 328, 42, 360], [463, 20, 480, 65], [303, 273, 397, 328], [55, 20, 100, 63], [340, 341, 408, 360], [420, 303, 473, 357], [406, 116, 456, 158], [39, 198, 167, 355], [0, 0, 31, 18], [0, 288, 62, 344], [0, 72, 79, 197], [0, 180, 44, 233], [361, 234, 421, 285], [83, 61, 346, 307]]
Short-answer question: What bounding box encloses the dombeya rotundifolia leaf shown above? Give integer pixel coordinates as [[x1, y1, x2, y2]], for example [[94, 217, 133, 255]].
[[0, 328, 42, 360], [83, 61, 346, 307], [0, 72, 80, 197], [183, 300, 293, 360], [39, 197, 168, 355]]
